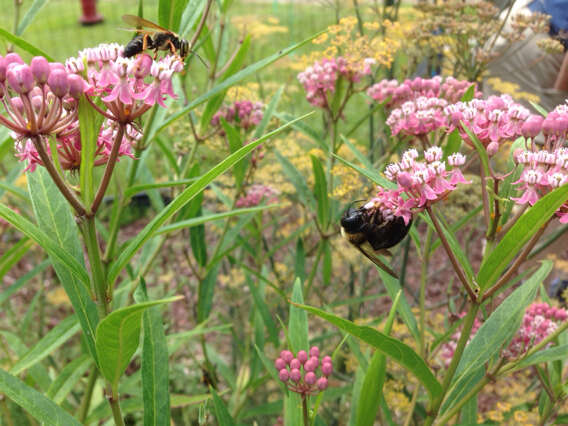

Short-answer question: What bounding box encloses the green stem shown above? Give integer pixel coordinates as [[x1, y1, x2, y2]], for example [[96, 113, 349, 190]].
[[109, 386, 125, 426], [78, 368, 98, 422], [0, 397, 14, 426], [426, 303, 480, 424], [302, 395, 309, 426], [435, 375, 489, 425], [81, 217, 108, 317], [420, 227, 433, 355]]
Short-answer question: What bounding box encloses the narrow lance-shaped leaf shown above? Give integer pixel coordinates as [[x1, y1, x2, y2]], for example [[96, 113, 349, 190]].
[[95, 296, 182, 390]]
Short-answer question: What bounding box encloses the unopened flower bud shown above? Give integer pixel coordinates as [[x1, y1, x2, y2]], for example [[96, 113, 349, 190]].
[[309, 346, 319, 358], [48, 69, 69, 98], [10, 97, 24, 114], [321, 362, 333, 376], [297, 350, 308, 364], [316, 377, 328, 390], [290, 358, 301, 370], [305, 372, 317, 385], [487, 141, 499, 156], [30, 57, 50, 84], [4, 53, 24, 67], [322, 356, 332, 364], [275, 358, 286, 370], [280, 350, 294, 364], [67, 74, 85, 99], [279, 369, 289, 382], [31, 95, 43, 113], [304, 359, 316, 372], [290, 368, 301, 383], [7, 64, 35, 94], [521, 115, 543, 138]]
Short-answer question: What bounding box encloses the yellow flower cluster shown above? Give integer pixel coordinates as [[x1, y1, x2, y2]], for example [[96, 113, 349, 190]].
[[231, 15, 289, 40], [486, 77, 541, 104]]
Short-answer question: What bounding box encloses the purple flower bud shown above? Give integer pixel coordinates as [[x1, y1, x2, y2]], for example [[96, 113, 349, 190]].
[[316, 377, 328, 390], [297, 350, 308, 364], [322, 356, 332, 364], [6, 64, 35, 94], [304, 359, 316, 372], [309, 356, 319, 368], [49, 62, 66, 73], [290, 368, 301, 383], [31, 95, 43, 113], [30, 57, 50, 84], [68, 74, 86, 99], [47, 69, 69, 98], [321, 362, 333, 376], [309, 346, 319, 358], [521, 115, 543, 138], [10, 97, 24, 114], [275, 358, 286, 370], [305, 372, 317, 385], [290, 358, 301, 370], [279, 369, 289, 382], [486, 142, 499, 157], [4, 53, 24, 67], [280, 350, 294, 364]]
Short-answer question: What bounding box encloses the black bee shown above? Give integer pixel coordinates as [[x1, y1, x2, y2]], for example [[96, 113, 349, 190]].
[[122, 15, 189, 59], [341, 204, 411, 278]]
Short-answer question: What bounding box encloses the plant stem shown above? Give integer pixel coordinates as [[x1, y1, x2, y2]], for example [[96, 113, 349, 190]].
[[78, 368, 98, 422], [81, 217, 108, 316], [109, 386, 125, 426], [426, 206, 476, 301], [302, 395, 309, 426], [420, 227, 433, 355], [91, 124, 125, 214]]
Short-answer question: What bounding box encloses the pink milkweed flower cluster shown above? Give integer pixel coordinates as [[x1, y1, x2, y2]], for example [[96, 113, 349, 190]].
[[0, 53, 88, 171], [235, 184, 279, 208], [386, 97, 449, 137], [275, 346, 332, 396], [365, 148, 469, 225], [297, 56, 375, 108], [211, 100, 264, 131], [65, 43, 184, 121], [440, 303, 567, 365], [511, 105, 568, 222], [367, 76, 480, 109], [444, 95, 531, 156]]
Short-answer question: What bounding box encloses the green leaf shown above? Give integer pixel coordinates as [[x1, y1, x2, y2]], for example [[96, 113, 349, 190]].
[[0, 238, 34, 282], [179, 0, 205, 37], [197, 263, 220, 323], [322, 239, 332, 286], [443, 129, 462, 160], [78, 95, 104, 205], [200, 92, 225, 133], [460, 84, 476, 102], [211, 387, 236, 426], [222, 119, 247, 188], [46, 355, 92, 404], [311, 155, 329, 228], [10, 316, 80, 375], [156, 32, 322, 133], [26, 168, 98, 362], [275, 150, 316, 208], [512, 344, 568, 370], [220, 34, 251, 80], [157, 204, 282, 235], [108, 113, 313, 285], [0, 28, 54, 60], [16, 0, 48, 36], [247, 275, 279, 346], [135, 281, 171, 426], [332, 153, 394, 189], [441, 261, 552, 414], [253, 86, 284, 140], [0, 369, 81, 425], [295, 303, 443, 401], [253, 344, 288, 394], [184, 164, 208, 267], [95, 296, 182, 389], [356, 292, 401, 426], [477, 185, 568, 290], [159, 0, 188, 30], [288, 278, 308, 353], [460, 121, 490, 178]]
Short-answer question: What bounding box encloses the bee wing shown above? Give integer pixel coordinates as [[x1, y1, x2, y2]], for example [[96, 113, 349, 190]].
[[122, 14, 171, 33], [356, 243, 399, 279]]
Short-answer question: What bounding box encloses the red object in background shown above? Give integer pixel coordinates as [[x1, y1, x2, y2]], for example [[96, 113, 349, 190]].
[[79, 0, 104, 26]]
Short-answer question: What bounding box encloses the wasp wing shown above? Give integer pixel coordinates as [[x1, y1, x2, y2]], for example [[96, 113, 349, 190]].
[[122, 14, 171, 33]]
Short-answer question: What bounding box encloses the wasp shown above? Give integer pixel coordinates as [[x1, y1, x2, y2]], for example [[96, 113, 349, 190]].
[[341, 203, 411, 278], [122, 14, 189, 60]]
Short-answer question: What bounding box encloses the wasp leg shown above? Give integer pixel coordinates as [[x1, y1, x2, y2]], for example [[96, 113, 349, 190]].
[[142, 33, 151, 51]]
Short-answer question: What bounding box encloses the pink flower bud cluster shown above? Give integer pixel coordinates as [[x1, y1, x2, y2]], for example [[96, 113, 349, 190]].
[[365, 148, 470, 225], [367, 76, 479, 109], [441, 303, 567, 365], [444, 95, 530, 156], [520, 105, 568, 150], [211, 100, 263, 131], [512, 147, 568, 222], [275, 346, 332, 396], [235, 184, 279, 208], [297, 57, 374, 108], [386, 97, 449, 137], [66, 43, 183, 117]]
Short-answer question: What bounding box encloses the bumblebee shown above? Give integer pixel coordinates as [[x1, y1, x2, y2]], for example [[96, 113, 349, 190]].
[[341, 204, 411, 278], [122, 15, 189, 59]]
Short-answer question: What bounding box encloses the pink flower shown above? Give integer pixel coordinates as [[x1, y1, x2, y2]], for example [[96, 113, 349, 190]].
[[212, 100, 264, 131], [276, 346, 332, 396], [235, 184, 279, 208], [386, 97, 449, 137]]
